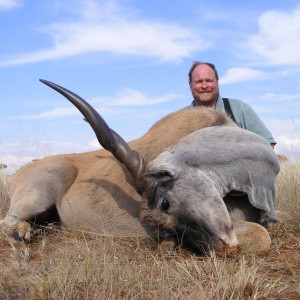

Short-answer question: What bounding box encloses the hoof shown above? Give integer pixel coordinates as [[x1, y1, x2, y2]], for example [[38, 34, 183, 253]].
[[233, 220, 271, 254], [8, 221, 32, 241]]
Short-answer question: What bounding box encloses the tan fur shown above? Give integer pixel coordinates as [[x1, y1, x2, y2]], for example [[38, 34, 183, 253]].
[[3, 109, 233, 238], [130, 108, 236, 161]]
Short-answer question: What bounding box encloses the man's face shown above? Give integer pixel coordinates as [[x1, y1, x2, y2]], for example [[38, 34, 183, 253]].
[[189, 64, 219, 107]]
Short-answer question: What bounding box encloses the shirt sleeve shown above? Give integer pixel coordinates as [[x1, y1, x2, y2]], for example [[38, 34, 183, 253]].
[[232, 101, 276, 144]]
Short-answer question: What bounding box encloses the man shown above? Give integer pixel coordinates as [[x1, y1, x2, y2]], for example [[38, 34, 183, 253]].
[[186, 61, 276, 148]]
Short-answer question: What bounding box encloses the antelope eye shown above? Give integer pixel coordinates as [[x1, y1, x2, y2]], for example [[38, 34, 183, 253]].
[[161, 197, 170, 212]]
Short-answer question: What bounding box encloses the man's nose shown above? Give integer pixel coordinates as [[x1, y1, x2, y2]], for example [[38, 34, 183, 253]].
[[200, 82, 208, 89]]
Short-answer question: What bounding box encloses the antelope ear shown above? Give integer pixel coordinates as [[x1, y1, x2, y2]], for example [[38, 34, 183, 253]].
[[143, 165, 180, 183]]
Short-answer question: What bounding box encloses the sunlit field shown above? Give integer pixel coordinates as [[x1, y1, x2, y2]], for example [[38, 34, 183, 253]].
[[0, 160, 299, 300]]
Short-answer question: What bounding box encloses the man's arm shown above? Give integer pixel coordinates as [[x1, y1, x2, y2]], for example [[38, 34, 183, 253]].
[[237, 102, 277, 146]]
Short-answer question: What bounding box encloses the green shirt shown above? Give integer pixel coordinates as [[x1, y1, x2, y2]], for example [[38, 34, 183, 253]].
[[186, 97, 276, 144]]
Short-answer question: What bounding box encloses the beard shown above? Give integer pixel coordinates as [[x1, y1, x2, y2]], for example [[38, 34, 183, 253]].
[[194, 92, 219, 107]]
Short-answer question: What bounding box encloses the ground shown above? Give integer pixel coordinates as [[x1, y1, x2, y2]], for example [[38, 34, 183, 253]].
[[0, 224, 299, 300]]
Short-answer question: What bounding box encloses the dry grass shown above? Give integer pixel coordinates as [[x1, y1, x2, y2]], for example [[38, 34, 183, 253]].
[[0, 173, 12, 219], [0, 163, 299, 300], [276, 162, 300, 229]]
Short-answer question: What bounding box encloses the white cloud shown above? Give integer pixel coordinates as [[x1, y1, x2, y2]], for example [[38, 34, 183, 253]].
[[219, 67, 267, 84], [0, 1, 203, 66], [88, 138, 100, 149], [266, 117, 300, 158], [0, 0, 22, 10], [0, 153, 36, 174], [247, 7, 300, 65], [18, 88, 182, 120], [0, 137, 97, 173], [261, 93, 300, 102], [94, 88, 183, 106], [277, 135, 300, 148], [275, 134, 300, 160], [30, 106, 78, 119], [267, 117, 300, 134], [19, 105, 123, 120]]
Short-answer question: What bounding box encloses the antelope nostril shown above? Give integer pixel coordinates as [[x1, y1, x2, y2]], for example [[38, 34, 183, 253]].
[[161, 197, 170, 212]]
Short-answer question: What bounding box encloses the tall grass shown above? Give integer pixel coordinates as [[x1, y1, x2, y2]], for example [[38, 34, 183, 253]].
[[276, 161, 300, 228], [0, 162, 299, 300], [0, 173, 12, 219], [0, 231, 283, 299]]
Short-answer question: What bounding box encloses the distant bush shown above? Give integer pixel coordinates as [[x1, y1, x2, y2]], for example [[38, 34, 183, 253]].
[[0, 164, 7, 170]]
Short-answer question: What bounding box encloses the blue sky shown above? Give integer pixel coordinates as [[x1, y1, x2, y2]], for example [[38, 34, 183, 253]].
[[1, 0, 300, 173]]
